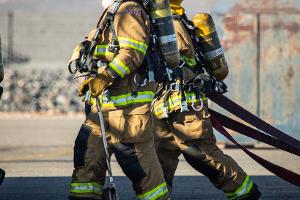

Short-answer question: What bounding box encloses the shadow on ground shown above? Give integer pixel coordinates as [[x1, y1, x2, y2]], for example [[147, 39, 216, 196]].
[[0, 176, 299, 200]]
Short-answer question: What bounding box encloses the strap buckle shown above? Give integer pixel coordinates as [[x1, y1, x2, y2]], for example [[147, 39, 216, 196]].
[[191, 95, 204, 112], [167, 82, 180, 91], [108, 40, 119, 53], [180, 100, 189, 112]]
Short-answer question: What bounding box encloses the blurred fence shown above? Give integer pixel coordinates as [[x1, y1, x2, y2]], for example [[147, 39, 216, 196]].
[[0, 9, 300, 139]]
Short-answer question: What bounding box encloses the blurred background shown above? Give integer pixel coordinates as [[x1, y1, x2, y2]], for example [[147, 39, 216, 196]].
[[1, 0, 299, 141], [0, 1, 300, 199]]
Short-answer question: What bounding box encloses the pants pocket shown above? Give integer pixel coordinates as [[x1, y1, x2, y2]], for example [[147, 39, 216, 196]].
[[125, 114, 153, 143]]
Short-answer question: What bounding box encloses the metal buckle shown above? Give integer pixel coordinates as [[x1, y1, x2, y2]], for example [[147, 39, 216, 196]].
[[180, 100, 189, 112], [97, 60, 108, 68], [179, 59, 186, 68], [134, 74, 147, 87], [162, 107, 169, 118], [102, 90, 111, 103], [168, 82, 180, 91], [191, 96, 203, 112]]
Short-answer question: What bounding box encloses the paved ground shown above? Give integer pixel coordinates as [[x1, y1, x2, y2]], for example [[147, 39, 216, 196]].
[[0, 117, 300, 199]]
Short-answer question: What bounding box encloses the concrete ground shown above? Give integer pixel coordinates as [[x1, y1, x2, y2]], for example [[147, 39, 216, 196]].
[[0, 117, 300, 199]]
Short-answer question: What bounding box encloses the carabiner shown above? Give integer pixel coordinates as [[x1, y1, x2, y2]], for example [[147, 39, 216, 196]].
[[134, 74, 147, 87], [191, 95, 203, 112]]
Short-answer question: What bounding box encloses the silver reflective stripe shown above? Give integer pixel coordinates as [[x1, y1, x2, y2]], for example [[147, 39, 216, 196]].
[[101, 91, 155, 108], [141, 186, 168, 200], [137, 182, 168, 200], [204, 47, 224, 60], [109, 58, 130, 78], [226, 176, 254, 200], [72, 185, 93, 191], [70, 182, 102, 194], [110, 93, 153, 105], [118, 37, 148, 55], [158, 34, 177, 44], [236, 179, 253, 198]]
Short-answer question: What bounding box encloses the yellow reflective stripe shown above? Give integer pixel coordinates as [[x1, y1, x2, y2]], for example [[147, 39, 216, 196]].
[[137, 182, 168, 200], [100, 91, 155, 108], [94, 45, 114, 57], [109, 58, 130, 78], [70, 182, 102, 195], [118, 37, 148, 55], [226, 176, 254, 199], [153, 93, 206, 116]]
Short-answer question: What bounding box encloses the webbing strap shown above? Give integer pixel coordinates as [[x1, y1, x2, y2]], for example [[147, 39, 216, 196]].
[[207, 91, 300, 152], [209, 115, 300, 187], [209, 109, 300, 157]]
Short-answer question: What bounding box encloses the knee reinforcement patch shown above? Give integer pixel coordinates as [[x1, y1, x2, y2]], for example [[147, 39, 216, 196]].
[[112, 143, 147, 182], [182, 144, 221, 181], [74, 124, 92, 167]]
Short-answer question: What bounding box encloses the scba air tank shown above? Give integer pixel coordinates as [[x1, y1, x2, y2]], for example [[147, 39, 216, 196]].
[[149, 0, 180, 68], [192, 13, 229, 81]]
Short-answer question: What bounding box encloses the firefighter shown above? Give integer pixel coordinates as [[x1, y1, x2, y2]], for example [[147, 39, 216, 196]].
[[152, 0, 262, 199], [68, 0, 171, 199]]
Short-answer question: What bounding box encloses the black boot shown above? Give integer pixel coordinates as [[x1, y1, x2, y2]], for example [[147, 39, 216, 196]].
[[0, 168, 5, 185], [101, 187, 110, 200], [101, 187, 118, 200], [238, 184, 261, 200]]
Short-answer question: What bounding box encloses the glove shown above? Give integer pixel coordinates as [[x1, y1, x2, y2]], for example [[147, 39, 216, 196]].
[[77, 76, 93, 97], [89, 70, 113, 97], [77, 69, 113, 98]]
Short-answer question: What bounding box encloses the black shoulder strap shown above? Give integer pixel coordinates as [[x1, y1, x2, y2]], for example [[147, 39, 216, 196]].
[[90, 0, 125, 56]]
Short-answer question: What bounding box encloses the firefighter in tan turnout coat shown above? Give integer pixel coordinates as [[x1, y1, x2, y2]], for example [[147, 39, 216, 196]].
[[152, 0, 262, 199], [68, 0, 169, 199]]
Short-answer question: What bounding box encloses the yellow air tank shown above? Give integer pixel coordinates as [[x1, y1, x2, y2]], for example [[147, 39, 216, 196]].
[[149, 0, 181, 68], [192, 13, 229, 81]]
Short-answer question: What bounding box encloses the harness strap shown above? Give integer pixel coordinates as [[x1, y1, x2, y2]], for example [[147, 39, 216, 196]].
[[208, 114, 300, 187], [208, 91, 300, 152], [209, 109, 300, 157]]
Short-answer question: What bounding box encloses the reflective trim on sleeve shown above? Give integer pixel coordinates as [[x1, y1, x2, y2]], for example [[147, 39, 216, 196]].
[[118, 37, 148, 55], [108, 58, 130, 78], [153, 92, 207, 116], [100, 91, 155, 108], [136, 182, 168, 200], [225, 176, 254, 200], [94, 45, 114, 57], [70, 182, 102, 195]]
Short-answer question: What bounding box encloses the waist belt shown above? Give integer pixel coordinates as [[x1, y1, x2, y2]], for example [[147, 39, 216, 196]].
[[157, 81, 207, 118], [200, 91, 300, 187]]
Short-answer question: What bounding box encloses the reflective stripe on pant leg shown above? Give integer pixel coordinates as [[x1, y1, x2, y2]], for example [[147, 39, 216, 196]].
[[136, 182, 169, 200], [70, 182, 103, 195], [225, 176, 254, 200]]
